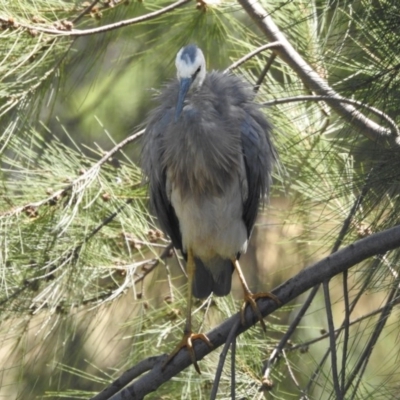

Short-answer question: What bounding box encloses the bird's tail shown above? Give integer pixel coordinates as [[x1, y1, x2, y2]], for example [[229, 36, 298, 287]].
[[192, 257, 234, 298]]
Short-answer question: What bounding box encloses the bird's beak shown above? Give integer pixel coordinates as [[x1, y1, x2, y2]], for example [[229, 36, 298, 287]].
[[175, 77, 192, 122]]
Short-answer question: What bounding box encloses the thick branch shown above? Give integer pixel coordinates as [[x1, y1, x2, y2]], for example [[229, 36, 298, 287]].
[[104, 224, 400, 399], [237, 0, 399, 145]]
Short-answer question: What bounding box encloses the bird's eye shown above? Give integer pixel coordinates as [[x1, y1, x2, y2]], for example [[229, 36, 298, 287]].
[[192, 66, 201, 81]]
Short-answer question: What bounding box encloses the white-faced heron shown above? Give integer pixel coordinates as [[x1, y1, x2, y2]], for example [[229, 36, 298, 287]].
[[142, 44, 279, 373]]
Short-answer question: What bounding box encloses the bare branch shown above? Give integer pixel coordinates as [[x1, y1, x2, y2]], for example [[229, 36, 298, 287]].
[[254, 53, 277, 92], [344, 284, 399, 396], [210, 319, 240, 400], [0, 0, 192, 37], [322, 280, 342, 399], [341, 270, 350, 394], [262, 285, 319, 384], [304, 258, 380, 394], [92, 357, 162, 400], [262, 165, 373, 384], [287, 294, 400, 352], [101, 224, 400, 399], [282, 350, 308, 398], [263, 95, 400, 137], [223, 42, 281, 73], [72, 0, 101, 23]]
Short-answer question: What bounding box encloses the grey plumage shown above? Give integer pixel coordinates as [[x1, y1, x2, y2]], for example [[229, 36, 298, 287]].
[[142, 44, 274, 298]]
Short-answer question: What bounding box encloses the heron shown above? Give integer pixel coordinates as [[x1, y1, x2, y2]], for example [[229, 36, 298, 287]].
[[141, 44, 279, 373]]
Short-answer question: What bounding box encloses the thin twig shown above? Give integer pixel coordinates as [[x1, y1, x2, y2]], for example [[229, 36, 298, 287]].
[[341, 270, 350, 394], [134, 243, 173, 286], [164, 262, 175, 303], [210, 318, 240, 400], [231, 335, 236, 400], [0, 129, 144, 219], [262, 285, 319, 381], [286, 294, 400, 352], [72, 0, 101, 23], [86, 199, 133, 242], [282, 350, 308, 398], [345, 284, 399, 396], [0, 0, 192, 37], [254, 53, 277, 92], [304, 164, 380, 394], [263, 95, 400, 137], [322, 280, 342, 399], [304, 258, 379, 394], [0, 282, 30, 308], [224, 42, 281, 73], [198, 294, 213, 333], [173, 247, 187, 278]]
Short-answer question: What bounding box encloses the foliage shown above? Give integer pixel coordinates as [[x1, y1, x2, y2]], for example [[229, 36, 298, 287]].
[[1, 0, 400, 399]]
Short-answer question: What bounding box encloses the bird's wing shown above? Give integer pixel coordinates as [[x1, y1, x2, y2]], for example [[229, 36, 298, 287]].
[[240, 111, 273, 238], [150, 171, 183, 251], [142, 109, 183, 252]]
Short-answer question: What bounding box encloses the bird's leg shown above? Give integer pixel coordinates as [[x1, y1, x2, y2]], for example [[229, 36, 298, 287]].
[[163, 248, 213, 374], [233, 259, 280, 332]]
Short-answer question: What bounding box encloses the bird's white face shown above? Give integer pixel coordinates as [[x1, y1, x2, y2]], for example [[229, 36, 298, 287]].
[[175, 45, 206, 88]]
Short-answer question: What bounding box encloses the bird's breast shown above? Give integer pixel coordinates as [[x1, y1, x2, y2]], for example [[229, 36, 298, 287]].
[[169, 174, 248, 260]]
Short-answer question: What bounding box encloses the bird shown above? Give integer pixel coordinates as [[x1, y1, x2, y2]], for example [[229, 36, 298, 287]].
[[141, 44, 279, 373]]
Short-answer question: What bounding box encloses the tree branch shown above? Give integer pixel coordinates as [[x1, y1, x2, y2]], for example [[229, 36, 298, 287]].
[[91, 357, 162, 400], [286, 294, 400, 352], [0, 129, 143, 219], [97, 224, 400, 399], [0, 0, 192, 37], [72, 0, 101, 24], [237, 0, 399, 145], [262, 165, 374, 384], [223, 42, 281, 73], [263, 95, 400, 137]]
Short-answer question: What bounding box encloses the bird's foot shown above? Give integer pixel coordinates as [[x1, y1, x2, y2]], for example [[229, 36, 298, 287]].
[[162, 330, 213, 374], [240, 290, 281, 332]]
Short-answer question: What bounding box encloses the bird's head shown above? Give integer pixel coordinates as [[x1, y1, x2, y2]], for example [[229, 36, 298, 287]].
[[175, 44, 206, 121]]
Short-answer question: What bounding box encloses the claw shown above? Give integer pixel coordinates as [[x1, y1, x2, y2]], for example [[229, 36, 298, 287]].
[[241, 291, 281, 331], [162, 331, 213, 374], [233, 259, 280, 331]]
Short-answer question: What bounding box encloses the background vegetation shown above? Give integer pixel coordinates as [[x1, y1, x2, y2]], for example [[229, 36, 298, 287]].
[[1, 0, 400, 399]]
